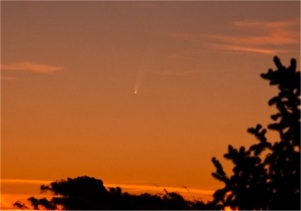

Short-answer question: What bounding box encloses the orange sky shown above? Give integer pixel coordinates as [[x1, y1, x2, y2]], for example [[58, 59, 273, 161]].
[[1, 1, 300, 209]]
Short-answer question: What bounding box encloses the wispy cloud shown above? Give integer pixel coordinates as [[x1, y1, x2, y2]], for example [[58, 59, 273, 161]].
[[166, 18, 299, 55], [1, 178, 214, 202], [1, 178, 53, 184], [232, 18, 299, 30], [212, 44, 281, 55], [225, 19, 299, 45], [211, 18, 300, 55], [1, 61, 63, 73], [106, 182, 214, 195]]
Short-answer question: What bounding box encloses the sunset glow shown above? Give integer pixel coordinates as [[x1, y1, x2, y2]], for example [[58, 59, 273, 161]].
[[1, 1, 300, 209]]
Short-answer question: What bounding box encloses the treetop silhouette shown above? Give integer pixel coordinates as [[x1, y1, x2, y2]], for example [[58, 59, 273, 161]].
[[210, 56, 300, 210], [13, 176, 210, 210]]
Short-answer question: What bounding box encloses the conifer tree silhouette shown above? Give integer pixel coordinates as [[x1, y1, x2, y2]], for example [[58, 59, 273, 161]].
[[210, 56, 300, 210]]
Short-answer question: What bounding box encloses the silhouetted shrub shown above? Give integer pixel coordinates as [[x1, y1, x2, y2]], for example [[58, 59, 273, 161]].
[[14, 176, 211, 210]]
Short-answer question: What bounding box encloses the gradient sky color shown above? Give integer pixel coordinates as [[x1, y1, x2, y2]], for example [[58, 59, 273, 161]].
[[1, 1, 300, 209]]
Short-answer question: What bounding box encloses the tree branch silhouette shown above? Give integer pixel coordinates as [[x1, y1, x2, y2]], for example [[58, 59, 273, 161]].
[[210, 56, 300, 210]]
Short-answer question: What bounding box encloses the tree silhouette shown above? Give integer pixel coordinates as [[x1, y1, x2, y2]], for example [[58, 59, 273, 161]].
[[14, 176, 210, 210], [210, 56, 300, 210]]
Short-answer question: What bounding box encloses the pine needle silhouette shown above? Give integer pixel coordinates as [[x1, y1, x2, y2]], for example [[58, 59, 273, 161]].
[[210, 56, 300, 210]]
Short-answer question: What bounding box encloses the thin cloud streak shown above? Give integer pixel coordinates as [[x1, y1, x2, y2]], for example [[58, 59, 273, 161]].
[[1, 179, 214, 202], [166, 18, 299, 55], [1, 61, 63, 73], [1, 178, 53, 184], [211, 18, 300, 54], [229, 18, 300, 45], [232, 18, 299, 30], [105, 183, 214, 202], [213, 44, 280, 55], [212, 31, 299, 46], [0, 180, 214, 209]]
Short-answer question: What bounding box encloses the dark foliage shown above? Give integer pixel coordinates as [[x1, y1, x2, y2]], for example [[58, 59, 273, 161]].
[[210, 56, 300, 210], [13, 176, 210, 210]]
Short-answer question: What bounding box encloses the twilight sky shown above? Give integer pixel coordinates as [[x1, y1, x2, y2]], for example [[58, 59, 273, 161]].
[[1, 1, 300, 209]]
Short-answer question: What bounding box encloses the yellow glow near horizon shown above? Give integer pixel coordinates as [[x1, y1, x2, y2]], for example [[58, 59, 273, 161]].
[[0, 178, 214, 209]]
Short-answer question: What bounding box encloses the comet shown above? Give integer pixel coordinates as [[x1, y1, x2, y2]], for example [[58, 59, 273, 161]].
[[133, 30, 154, 96], [134, 69, 144, 95]]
